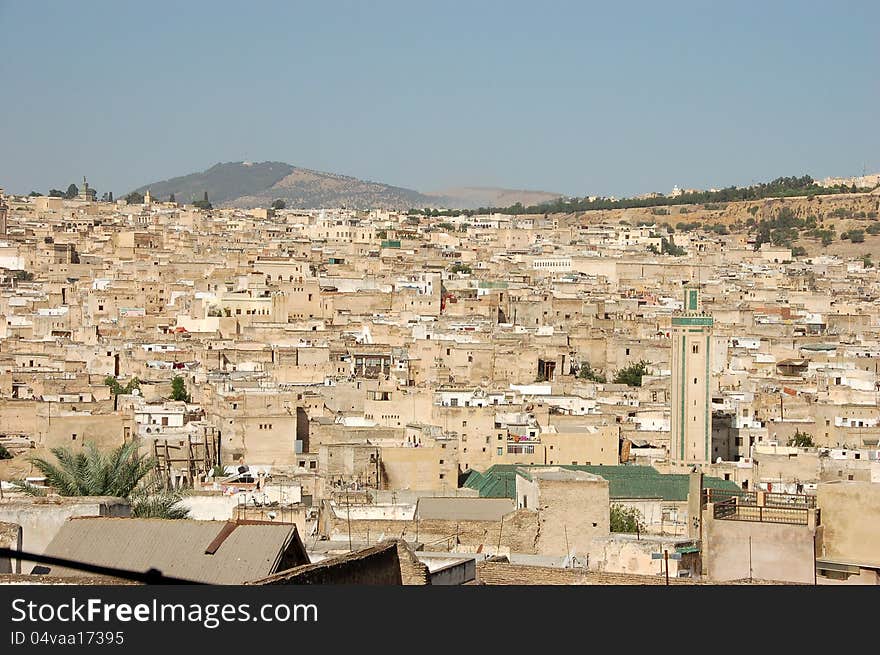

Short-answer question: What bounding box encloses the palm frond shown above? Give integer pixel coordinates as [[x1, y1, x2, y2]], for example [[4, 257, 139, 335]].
[[26, 440, 155, 498], [11, 480, 48, 496], [130, 489, 190, 520]]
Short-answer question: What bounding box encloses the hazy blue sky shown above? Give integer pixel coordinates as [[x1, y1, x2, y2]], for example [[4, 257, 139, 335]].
[[1, 0, 878, 199]]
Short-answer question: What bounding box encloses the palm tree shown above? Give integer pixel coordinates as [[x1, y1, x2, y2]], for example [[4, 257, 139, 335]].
[[17, 441, 189, 519]]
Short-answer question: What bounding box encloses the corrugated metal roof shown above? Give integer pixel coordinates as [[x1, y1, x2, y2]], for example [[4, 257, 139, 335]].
[[40, 518, 306, 584]]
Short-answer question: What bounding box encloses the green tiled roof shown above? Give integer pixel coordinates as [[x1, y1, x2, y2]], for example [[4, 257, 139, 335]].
[[462, 464, 740, 501]]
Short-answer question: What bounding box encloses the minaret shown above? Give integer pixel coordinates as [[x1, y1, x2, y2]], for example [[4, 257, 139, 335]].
[[79, 176, 96, 201], [670, 283, 713, 466], [0, 188, 7, 236]]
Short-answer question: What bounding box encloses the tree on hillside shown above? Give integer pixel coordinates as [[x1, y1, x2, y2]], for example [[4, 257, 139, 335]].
[[16, 442, 189, 519], [271, 199, 286, 210], [170, 376, 191, 403], [613, 360, 650, 387], [125, 191, 144, 205], [192, 191, 212, 210], [169, 193, 176, 204]]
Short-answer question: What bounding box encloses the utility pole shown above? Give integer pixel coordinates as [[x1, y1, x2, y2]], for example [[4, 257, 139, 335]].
[[346, 490, 353, 552], [497, 514, 504, 555], [564, 525, 570, 566], [664, 549, 669, 586], [749, 536, 753, 582]]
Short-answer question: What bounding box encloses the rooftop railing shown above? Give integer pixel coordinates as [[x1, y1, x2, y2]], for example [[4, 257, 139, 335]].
[[706, 488, 816, 526]]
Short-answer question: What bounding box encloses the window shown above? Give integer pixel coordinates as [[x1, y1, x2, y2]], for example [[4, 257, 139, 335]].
[[694, 378, 698, 384], [310, 461, 316, 469], [692, 344, 699, 354], [496, 447, 503, 456], [71, 434, 77, 441]]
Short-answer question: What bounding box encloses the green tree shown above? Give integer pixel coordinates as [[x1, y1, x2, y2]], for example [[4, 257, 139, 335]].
[[578, 362, 606, 383], [28, 191, 43, 197], [170, 376, 191, 402], [849, 229, 865, 243], [48, 189, 65, 197], [660, 237, 686, 256], [0, 444, 12, 460], [271, 199, 286, 210], [450, 262, 472, 275], [613, 360, 650, 387], [65, 184, 79, 199], [610, 503, 646, 533], [125, 191, 144, 205], [16, 442, 189, 519], [105, 376, 140, 396], [788, 430, 815, 448], [169, 193, 175, 203]]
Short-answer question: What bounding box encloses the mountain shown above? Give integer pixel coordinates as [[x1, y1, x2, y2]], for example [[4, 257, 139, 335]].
[[425, 187, 563, 210], [131, 161, 560, 211]]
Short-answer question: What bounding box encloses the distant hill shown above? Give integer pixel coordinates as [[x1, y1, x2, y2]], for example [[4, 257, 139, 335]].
[[131, 161, 560, 211], [425, 187, 562, 210]]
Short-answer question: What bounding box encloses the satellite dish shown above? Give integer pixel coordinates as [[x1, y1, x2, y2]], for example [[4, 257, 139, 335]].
[[716, 457, 722, 464]]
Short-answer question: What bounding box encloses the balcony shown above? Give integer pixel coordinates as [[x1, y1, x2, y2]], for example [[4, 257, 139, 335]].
[[704, 488, 817, 526]]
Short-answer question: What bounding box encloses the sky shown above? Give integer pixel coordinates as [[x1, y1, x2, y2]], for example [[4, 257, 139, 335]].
[[1, 0, 878, 200]]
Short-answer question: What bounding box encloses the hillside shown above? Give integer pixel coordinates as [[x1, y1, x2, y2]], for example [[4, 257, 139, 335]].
[[424, 187, 562, 210], [131, 161, 559, 211], [133, 161, 295, 206]]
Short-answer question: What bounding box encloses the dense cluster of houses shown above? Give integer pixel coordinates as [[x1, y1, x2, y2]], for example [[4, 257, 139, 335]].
[[0, 185, 878, 584]]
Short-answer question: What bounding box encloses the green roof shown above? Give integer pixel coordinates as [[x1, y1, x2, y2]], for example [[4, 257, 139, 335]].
[[462, 464, 740, 501]]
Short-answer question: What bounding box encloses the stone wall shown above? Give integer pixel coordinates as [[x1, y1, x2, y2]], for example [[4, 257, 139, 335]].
[[321, 507, 539, 554]]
